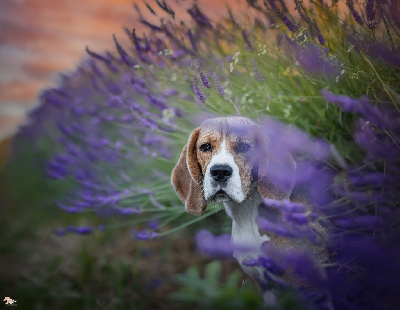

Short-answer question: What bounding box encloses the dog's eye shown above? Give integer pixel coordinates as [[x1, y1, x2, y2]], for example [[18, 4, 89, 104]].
[[235, 142, 251, 153], [200, 143, 212, 152]]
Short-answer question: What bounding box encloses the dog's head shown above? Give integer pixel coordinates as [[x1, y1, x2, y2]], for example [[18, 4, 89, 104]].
[[171, 116, 296, 215]]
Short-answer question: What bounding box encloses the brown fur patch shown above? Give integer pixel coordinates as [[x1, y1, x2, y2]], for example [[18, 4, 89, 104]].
[[196, 128, 223, 176]]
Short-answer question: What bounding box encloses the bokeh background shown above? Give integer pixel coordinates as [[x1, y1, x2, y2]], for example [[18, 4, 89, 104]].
[[0, 0, 244, 141]]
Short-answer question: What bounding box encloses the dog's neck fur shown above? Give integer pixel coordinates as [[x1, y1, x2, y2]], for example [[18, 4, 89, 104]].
[[223, 188, 269, 257]]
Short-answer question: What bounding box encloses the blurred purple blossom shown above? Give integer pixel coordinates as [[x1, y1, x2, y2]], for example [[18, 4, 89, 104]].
[[321, 89, 398, 130], [257, 217, 319, 243], [334, 215, 384, 229], [195, 230, 254, 259], [133, 229, 158, 240], [53, 226, 93, 236], [187, 4, 212, 29], [147, 219, 160, 230]]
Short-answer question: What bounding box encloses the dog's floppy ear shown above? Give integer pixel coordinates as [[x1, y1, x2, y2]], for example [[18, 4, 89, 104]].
[[254, 128, 296, 200], [171, 128, 206, 216]]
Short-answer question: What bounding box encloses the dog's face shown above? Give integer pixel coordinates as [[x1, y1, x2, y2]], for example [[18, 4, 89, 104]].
[[196, 118, 259, 204], [171, 116, 296, 215]]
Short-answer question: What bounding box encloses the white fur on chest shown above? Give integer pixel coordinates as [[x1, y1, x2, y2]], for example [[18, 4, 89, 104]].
[[223, 190, 269, 260]]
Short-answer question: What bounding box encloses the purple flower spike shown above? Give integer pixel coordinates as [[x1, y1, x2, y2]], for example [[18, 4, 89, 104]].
[[242, 257, 258, 267], [196, 230, 234, 258], [46, 158, 69, 180], [252, 58, 265, 82], [284, 212, 310, 225], [366, 0, 377, 29], [258, 256, 285, 275], [73, 227, 93, 235], [334, 215, 384, 230], [192, 75, 206, 103], [321, 89, 398, 130], [346, 0, 363, 25], [195, 230, 253, 258], [85, 46, 111, 64], [147, 219, 159, 230], [113, 34, 134, 66], [53, 228, 68, 237], [212, 72, 224, 96], [275, 10, 298, 32], [187, 4, 212, 29], [133, 229, 157, 240], [317, 33, 325, 45], [257, 217, 319, 243], [155, 0, 175, 19], [196, 61, 212, 89], [242, 30, 253, 51], [263, 198, 305, 213]]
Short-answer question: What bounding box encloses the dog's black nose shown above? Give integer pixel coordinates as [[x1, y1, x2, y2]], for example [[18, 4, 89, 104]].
[[210, 164, 233, 183]]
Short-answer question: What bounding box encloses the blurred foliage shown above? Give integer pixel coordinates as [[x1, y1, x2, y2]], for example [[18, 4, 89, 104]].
[[171, 261, 265, 310]]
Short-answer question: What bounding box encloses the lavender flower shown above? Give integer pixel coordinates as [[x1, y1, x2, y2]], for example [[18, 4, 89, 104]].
[[195, 230, 253, 258], [241, 30, 253, 51], [257, 217, 319, 243], [155, 0, 175, 19], [187, 4, 212, 29], [252, 58, 265, 82], [334, 215, 384, 229], [85, 46, 111, 65], [74, 227, 93, 235], [192, 75, 206, 103], [256, 256, 285, 275], [144, 2, 157, 16], [53, 226, 93, 236], [186, 29, 197, 52], [274, 9, 298, 32], [195, 61, 212, 89], [366, 0, 377, 29], [132, 229, 158, 240], [147, 219, 159, 230], [234, 96, 241, 116], [296, 45, 340, 77], [212, 72, 224, 96], [321, 89, 398, 130], [311, 19, 325, 45], [346, 0, 363, 25], [195, 230, 234, 258], [113, 34, 134, 66]]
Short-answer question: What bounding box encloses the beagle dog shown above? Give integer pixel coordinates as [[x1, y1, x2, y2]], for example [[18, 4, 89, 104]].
[[171, 116, 330, 306]]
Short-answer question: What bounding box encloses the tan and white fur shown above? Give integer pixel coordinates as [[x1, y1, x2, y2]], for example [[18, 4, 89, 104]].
[[171, 116, 329, 306]]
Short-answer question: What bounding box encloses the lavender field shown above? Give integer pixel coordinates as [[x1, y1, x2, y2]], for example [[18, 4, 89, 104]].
[[1, 0, 399, 309]]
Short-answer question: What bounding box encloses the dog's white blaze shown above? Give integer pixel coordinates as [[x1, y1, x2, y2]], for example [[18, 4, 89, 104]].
[[203, 139, 246, 202]]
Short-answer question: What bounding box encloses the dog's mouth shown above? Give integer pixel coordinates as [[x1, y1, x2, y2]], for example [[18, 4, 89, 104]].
[[210, 189, 230, 202]]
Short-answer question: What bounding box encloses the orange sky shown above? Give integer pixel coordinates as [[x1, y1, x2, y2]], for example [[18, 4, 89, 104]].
[[0, 0, 247, 140]]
